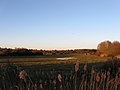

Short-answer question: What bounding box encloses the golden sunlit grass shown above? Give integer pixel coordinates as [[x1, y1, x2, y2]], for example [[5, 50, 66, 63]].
[[0, 54, 107, 66]]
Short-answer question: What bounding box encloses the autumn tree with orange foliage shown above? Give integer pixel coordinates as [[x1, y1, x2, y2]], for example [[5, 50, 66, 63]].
[[97, 40, 120, 56]]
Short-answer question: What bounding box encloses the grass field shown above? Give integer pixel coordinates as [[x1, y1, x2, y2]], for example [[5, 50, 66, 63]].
[[0, 54, 107, 66], [0, 54, 120, 90], [0, 54, 108, 73]]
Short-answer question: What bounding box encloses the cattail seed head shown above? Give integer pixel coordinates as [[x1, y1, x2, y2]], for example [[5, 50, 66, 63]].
[[83, 64, 87, 72], [91, 68, 95, 75], [75, 61, 79, 72], [53, 80, 56, 85], [39, 83, 43, 89], [19, 70, 27, 79], [96, 73, 100, 82], [58, 74, 62, 82], [107, 71, 110, 76]]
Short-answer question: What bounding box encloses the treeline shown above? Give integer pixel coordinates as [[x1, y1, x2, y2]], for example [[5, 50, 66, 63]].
[[0, 47, 96, 56]]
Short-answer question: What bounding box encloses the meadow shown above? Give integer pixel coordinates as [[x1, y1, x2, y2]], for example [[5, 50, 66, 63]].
[[0, 54, 107, 65], [0, 54, 120, 90]]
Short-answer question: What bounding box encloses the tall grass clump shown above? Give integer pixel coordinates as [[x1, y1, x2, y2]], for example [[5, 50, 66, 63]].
[[0, 58, 120, 90]]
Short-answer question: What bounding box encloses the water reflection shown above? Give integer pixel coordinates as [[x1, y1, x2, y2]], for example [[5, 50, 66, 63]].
[[56, 57, 76, 60]]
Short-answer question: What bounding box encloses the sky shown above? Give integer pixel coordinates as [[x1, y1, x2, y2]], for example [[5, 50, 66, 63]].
[[0, 0, 120, 50]]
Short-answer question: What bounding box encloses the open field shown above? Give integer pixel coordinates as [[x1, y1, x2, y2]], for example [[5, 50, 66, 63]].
[[0, 57, 120, 90], [0, 54, 120, 90], [0, 54, 107, 66]]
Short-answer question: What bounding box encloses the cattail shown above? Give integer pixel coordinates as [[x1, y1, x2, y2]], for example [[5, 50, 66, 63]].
[[103, 72, 106, 90], [79, 74, 85, 90], [106, 71, 110, 82], [39, 80, 43, 90], [103, 72, 106, 80], [19, 70, 27, 80], [96, 73, 100, 82], [54, 86, 56, 90], [26, 80, 30, 90], [58, 74, 62, 82], [65, 75, 69, 90], [34, 83, 37, 90], [95, 73, 100, 90], [91, 68, 95, 75], [39, 83, 43, 90], [65, 75, 68, 82], [58, 74, 63, 90], [90, 67, 95, 90], [106, 71, 110, 90], [53, 80, 56, 84], [60, 84, 63, 90], [83, 64, 87, 72], [114, 73, 119, 90], [75, 61, 79, 90], [107, 71, 110, 77], [75, 61, 79, 72]]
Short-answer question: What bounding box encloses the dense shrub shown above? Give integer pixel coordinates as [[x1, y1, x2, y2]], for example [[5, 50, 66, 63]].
[[97, 41, 120, 56]]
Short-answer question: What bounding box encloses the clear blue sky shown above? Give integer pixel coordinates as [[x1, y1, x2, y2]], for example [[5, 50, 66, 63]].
[[0, 0, 120, 50]]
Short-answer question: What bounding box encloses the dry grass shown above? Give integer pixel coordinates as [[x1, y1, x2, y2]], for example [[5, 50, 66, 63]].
[[0, 54, 107, 66]]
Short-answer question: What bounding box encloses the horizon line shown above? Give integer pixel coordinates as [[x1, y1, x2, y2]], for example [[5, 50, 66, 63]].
[[0, 46, 97, 50]]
